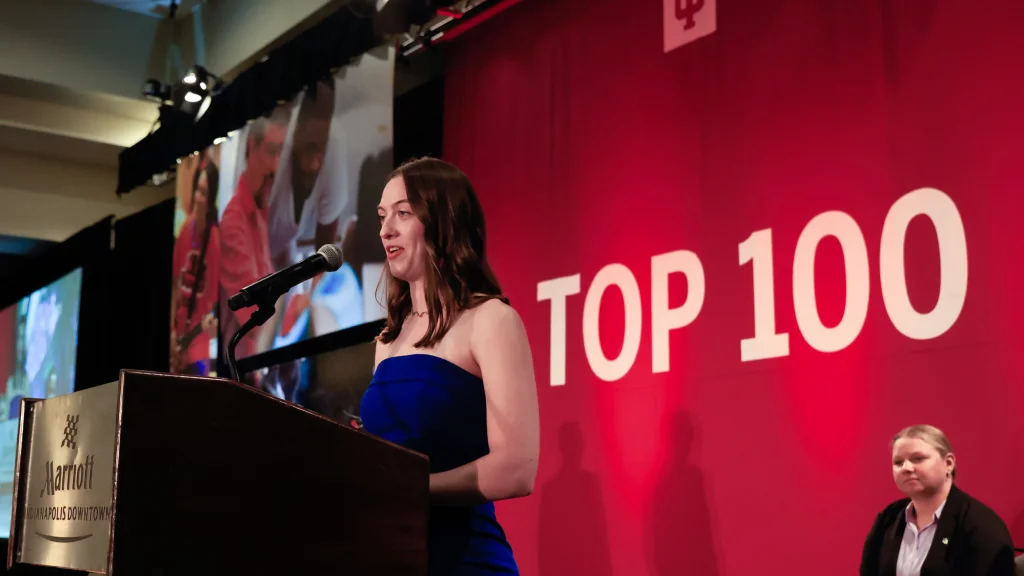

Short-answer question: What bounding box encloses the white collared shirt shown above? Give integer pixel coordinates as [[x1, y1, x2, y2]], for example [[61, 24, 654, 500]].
[[896, 500, 948, 576]]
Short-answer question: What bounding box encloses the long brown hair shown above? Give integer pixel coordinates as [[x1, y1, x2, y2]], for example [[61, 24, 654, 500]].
[[377, 157, 507, 348]]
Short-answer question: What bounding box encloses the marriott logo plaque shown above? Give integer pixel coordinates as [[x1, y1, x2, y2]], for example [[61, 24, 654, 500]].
[[15, 384, 118, 573]]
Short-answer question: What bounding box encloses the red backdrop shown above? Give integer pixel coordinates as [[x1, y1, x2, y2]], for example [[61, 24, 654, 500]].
[[444, 0, 1024, 574]]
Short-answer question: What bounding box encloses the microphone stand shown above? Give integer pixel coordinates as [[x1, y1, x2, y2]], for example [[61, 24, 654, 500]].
[[226, 299, 277, 383]]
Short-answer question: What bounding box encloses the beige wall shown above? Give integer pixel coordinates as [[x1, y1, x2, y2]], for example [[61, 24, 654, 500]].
[[0, 0, 160, 100], [0, 148, 173, 242]]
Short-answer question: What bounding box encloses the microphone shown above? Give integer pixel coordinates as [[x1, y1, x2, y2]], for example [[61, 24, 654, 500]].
[[224, 244, 343, 384], [228, 244, 343, 311]]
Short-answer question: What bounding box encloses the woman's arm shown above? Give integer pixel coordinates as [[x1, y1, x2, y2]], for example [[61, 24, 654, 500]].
[[429, 301, 540, 506], [976, 545, 1015, 576], [961, 522, 1016, 576]]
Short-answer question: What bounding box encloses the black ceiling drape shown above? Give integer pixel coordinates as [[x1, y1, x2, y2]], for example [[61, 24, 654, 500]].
[[117, 7, 379, 195]]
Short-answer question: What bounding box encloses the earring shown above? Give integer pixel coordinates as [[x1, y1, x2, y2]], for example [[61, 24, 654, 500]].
[[946, 471, 951, 478]]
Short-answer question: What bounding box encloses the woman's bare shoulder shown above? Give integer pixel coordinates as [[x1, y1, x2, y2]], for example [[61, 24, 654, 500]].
[[470, 297, 519, 323], [467, 298, 527, 345], [373, 336, 392, 372]]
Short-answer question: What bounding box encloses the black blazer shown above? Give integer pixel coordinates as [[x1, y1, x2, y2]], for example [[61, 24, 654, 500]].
[[859, 483, 1016, 576]]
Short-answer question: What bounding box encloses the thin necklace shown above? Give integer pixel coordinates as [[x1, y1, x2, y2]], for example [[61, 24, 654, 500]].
[[410, 310, 427, 317]]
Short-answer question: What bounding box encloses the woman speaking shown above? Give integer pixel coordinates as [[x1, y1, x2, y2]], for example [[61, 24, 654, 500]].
[[361, 158, 539, 575], [859, 424, 1015, 576]]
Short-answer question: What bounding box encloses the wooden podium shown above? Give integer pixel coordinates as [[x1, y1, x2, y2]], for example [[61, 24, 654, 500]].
[[6, 370, 429, 575]]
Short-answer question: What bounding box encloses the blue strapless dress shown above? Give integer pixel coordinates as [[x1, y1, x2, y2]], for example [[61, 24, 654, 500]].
[[360, 354, 520, 575]]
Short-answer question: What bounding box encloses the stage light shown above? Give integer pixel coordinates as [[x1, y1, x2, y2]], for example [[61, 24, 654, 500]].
[[164, 65, 224, 122], [402, 44, 425, 57], [142, 78, 170, 104], [436, 7, 463, 18], [195, 95, 212, 121], [181, 66, 218, 96], [392, 0, 506, 61], [429, 16, 454, 31]]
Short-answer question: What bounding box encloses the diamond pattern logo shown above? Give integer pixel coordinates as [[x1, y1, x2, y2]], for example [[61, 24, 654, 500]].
[[61, 414, 79, 450]]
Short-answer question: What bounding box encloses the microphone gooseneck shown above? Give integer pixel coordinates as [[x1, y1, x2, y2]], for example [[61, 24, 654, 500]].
[[225, 244, 343, 383]]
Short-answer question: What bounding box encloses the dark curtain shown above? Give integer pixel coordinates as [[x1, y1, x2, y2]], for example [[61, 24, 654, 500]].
[[0, 218, 110, 312], [110, 198, 175, 377], [72, 220, 117, 391], [395, 73, 445, 165]]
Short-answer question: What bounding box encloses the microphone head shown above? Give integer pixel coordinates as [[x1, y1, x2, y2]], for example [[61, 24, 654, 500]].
[[318, 244, 344, 271]]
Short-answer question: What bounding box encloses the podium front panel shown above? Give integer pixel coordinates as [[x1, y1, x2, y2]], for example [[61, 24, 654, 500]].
[[8, 371, 428, 575], [14, 383, 118, 573]]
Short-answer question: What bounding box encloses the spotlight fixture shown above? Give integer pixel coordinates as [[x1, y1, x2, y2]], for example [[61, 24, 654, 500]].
[[141, 78, 170, 103], [182, 66, 217, 102], [169, 65, 223, 121]]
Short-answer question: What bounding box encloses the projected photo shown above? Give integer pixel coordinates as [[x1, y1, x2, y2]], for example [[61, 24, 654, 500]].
[[171, 46, 394, 385], [171, 151, 222, 377], [0, 267, 83, 538]]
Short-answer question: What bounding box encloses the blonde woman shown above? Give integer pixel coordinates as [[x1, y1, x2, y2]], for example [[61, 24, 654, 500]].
[[859, 425, 1015, 576]]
